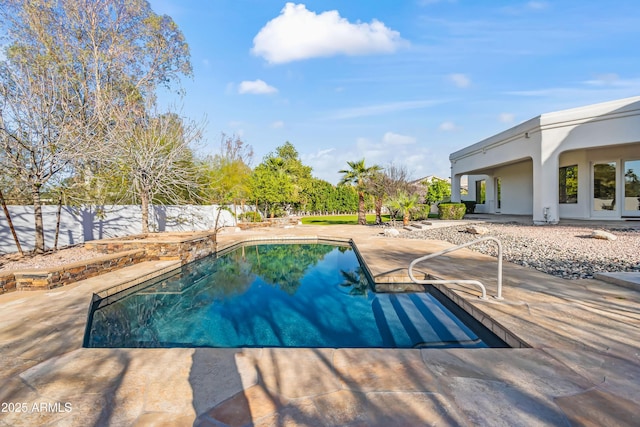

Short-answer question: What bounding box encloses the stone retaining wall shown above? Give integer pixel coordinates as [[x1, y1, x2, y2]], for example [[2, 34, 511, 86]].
[[0, 274, 17, 293], [2, 232, 220, 293], [3, 249, 147, 291], [84, 232, 217, 265]]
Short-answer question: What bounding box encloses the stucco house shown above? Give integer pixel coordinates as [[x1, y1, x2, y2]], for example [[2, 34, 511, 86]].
[[450, 96, 640, 224]]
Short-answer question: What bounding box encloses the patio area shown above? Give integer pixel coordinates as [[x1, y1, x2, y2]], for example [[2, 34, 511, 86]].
[[0, 224, 638, 426]]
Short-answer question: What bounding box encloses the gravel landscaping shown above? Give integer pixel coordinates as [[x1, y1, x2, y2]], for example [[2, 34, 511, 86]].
[[0, 246, 100, 273], [394, 222, 640, 279]]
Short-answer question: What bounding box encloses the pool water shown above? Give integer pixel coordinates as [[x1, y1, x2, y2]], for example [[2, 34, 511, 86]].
[[85, 242, 507, 349]]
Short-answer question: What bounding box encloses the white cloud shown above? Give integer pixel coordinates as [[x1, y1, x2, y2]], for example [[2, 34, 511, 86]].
[[327, 99, 445, 120], [271, 120, 285, 129], [251, 3, 407, 64], [527, 1, 548, 10], [439, 121, 457, 131], [382, 132, 416, 145], [448, 73, 471, 88], [238, 79, 278, 95], [499, 113, 515, 123], [501, 1, 549, 15], [584, 73, 620, 86]]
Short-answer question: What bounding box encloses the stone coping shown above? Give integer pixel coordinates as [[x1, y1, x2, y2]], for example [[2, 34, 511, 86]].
[[214, 235, 352, 254], [594, 271, 640, 290], [83, 231, 215, 246], [84, 234, 522, 350]]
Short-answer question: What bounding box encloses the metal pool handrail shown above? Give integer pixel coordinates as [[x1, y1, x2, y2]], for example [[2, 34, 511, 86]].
[[408, 236, 504, 300]]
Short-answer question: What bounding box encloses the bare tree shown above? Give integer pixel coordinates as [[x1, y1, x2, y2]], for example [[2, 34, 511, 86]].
[[106, 105, 204, 233], [0, 0, 193, 238], [383, 163, 412, 198], [0, 63, 95, 253], [381, 163, 413, 225]]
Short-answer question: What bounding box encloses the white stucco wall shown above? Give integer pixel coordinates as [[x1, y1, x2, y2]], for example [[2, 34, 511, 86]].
[[0, 205, 238, 254], [495, 161, 534, 215], [465, 161, 534, 215], [451, 96, 640, 223]]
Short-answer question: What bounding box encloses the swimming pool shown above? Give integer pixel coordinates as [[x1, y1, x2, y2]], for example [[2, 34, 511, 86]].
[[84, 241, 507, 349]]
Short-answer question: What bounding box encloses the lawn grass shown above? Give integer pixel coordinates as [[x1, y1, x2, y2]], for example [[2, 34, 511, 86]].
[[300, 214, 392, 225]]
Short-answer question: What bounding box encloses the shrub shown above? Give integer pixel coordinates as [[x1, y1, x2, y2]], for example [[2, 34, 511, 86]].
[[240, 211, 262, 222], [461, 200, 477, 214], [412, 204, 432, 221], [438, 203, 466, 220]]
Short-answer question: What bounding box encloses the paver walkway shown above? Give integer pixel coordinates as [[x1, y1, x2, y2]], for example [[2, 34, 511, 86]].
[[0, 224, 638, 426]]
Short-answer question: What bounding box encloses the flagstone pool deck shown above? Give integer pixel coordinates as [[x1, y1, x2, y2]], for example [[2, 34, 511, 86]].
[[0, 224, 638, 426]]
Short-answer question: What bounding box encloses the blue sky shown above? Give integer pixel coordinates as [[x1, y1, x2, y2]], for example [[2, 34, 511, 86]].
[[150, 0, 640, 184]]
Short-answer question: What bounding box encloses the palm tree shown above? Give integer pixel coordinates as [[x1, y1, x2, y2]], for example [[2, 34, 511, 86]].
[[366, 170, 387, 225], [389, 191, 419, 226], [339, 159, 382, 225]]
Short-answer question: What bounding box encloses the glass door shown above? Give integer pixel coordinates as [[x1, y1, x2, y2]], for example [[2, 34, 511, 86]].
[[623, 159, 640, 217], [592, 162, 617, 216]]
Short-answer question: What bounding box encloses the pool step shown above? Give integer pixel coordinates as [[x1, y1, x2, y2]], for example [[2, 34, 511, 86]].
[[372, 292, 481, 348]]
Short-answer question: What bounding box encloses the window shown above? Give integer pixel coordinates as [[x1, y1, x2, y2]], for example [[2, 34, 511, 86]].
[[559, 165, 578, 204], [624, 159, 640, 213], [475, 180, 486, 204]]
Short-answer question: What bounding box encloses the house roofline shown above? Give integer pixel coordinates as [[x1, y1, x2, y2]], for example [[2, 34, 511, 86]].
[[450, 95, 640, 161]]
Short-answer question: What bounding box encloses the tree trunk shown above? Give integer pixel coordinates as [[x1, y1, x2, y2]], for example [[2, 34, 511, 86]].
[[375, 196, 383, 225], [403, 213, 410, 226], [141, 191, 150, 234], [212, 204, 224, 244], [54, 192, 63, 251], [0, 189, 23, 256], [32, 184, 45, 254], [357, 192, 366, 225]]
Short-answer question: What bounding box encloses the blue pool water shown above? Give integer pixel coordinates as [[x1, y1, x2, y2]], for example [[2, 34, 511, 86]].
[[85, 242, 506, 349]]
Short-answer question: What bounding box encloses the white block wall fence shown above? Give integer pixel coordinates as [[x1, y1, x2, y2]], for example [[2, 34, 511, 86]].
[[0, 205, 238, 254]]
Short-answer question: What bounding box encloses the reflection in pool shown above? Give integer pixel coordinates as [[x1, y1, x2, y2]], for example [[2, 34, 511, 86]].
[[85, 242, 507, 349]]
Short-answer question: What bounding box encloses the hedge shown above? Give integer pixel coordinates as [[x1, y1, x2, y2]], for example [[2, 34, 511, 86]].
[[438, 203, 466, 220]]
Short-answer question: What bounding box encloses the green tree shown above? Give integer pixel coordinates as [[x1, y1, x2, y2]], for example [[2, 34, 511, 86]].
[[424, 177, 451, 205], [335, 184, 358, 214], [199, 133, 253, 230], [338, 159, 382, 225], [250, 142, 312, 217], [250, 162, 292, 218]]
